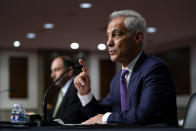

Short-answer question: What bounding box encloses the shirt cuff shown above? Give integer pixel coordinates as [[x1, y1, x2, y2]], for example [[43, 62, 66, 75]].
[[102, 112, 112, 124], [77, 91, 93, 106]]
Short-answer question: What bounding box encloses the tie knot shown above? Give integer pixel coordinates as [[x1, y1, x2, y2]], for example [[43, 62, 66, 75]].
[[121, 69, 129, 77]]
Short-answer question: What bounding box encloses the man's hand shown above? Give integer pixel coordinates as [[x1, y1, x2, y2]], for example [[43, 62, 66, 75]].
[[74, 59, 91, 96], [82, 114, 104, 124]]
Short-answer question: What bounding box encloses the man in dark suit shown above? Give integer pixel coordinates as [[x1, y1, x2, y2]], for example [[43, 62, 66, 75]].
[[49, 56, 86, 123], [74, 10, 178, 126]]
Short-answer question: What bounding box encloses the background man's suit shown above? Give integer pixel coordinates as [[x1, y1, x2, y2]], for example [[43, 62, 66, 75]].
[[82, 51, 178, 126], [50, 82, 86, 123]]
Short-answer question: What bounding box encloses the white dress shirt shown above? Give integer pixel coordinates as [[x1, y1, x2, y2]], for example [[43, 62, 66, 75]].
[[61, 77, 74, 97]]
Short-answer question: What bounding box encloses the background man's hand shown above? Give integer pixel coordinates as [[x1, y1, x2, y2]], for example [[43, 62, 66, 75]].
[[74, 59, 91, 95]]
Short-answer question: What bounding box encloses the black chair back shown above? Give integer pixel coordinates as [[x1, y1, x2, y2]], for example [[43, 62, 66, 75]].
[[183, 93, 196, 128]]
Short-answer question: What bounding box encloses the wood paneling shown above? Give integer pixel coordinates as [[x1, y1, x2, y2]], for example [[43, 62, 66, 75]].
[[9, 57, 28, 98], [100, 59, 115, 99]]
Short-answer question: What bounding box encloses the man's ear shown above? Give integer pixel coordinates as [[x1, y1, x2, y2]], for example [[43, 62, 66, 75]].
[[134, 31, 143, 44]]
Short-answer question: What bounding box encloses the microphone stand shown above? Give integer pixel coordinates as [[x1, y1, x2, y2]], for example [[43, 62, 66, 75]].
[[0, 88, 14, 94], [42, 65, 82, 122]]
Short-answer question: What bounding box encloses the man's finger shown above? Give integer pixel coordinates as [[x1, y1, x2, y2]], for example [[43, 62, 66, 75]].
[[79, 59, 87, 73], [81, 120, 90, 124]]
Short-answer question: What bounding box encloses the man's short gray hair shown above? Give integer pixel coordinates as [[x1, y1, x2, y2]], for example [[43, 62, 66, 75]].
[[109, 10, 147, 46]]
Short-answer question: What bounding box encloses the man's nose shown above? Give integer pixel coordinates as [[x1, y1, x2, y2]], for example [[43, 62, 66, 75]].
[[107, 37, 114, 47]]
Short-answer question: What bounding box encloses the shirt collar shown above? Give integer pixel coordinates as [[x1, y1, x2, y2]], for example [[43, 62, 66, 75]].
[[122, 51, 142, 73], [61, 77, 74, 94]]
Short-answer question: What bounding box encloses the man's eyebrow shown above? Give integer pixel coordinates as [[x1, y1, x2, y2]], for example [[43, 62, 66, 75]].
[[107, 28, 120, 34], [112, 28, 121, 32]]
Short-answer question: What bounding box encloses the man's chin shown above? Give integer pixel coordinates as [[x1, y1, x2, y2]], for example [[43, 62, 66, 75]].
[[110, 56, 118, 62]]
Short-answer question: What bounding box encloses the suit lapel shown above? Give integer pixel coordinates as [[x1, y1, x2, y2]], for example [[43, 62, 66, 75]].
[[53, 90, 61, 110], [126, 52, 147, 107], [60, 82, 73, 106], [127, 71, 141, 97], [56, 82, 74, 116]]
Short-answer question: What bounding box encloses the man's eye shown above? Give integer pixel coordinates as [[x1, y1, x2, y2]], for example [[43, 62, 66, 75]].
[[115, 33, 120, 36], [113, 33, 121, 38], [54, 68, 61, 72]]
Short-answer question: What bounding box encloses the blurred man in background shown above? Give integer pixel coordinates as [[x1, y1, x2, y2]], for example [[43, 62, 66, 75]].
[[48, 55, 86, 123]]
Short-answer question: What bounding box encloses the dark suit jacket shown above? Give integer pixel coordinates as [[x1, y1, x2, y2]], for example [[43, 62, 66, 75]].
[[82, 51, 178, 126], [50, 81, 87, 123]]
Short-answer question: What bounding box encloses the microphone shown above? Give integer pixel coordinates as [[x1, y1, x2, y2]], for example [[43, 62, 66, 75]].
[[42, 65, 83, 121]]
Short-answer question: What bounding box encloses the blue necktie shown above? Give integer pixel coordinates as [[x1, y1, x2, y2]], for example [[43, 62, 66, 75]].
[[120, 69, 129, 111]]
